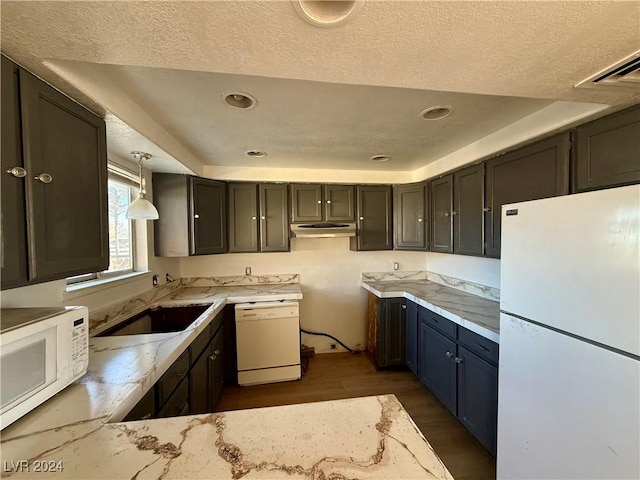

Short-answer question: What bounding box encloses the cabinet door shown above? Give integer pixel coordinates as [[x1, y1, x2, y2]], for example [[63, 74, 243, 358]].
[[422, 324, 457, 415], [290, 184, 323, 223], [457, 346, 498, 456], [405, 301, 418, 374], [352, 185, 392, 251], [190, 177, 227, 255], [208, 327, 224, 410], [228, 183, 258, 252], [485, 133, 569, 258], [157, 350, 190, 407], [430, 174, 453, 253], [574, 105, 640, 192], [394, 183, 428, 250], [382, 298, 406, 366], [324, 184, 355, 221], [190, 343, 210, 415], [453, 164, 484, 256], [259, 183, 289, 252], [157, 377, 189, 418], [417, 314, 430, 386], [1, 56, 28, 290], [20, 67, 108, 282], [123, 388, 156, 421]]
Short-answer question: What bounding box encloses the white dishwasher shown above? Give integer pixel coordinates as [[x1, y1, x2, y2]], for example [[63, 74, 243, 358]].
[[235, 301, 301, 386]]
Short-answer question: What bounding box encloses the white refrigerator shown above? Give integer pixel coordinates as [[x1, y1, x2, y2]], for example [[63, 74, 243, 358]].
[[497, 184, 640, 480]]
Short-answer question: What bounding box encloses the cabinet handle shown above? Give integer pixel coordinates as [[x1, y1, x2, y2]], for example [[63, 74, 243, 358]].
[[261, 216, 266, 220], [359, 216, 364, 221], [455, 357, 463, 364], [451, 211, 458, 216], [417, 218, 423, 223], [174, 371, 187, 377], [401, 305, 406, 310], [326, 200, 332, 204], [252, 216, 257, 220], [34, 173, 53, 184], [317, 200, 322, 204], [214, 349, 221, 355], [445, 351, 453, 358], [6, 167, 26, 178], [483, 207, 491, 212], [194, 214, 200, 219], [209, 354, 218, 361], [444, 212, 451, 217]]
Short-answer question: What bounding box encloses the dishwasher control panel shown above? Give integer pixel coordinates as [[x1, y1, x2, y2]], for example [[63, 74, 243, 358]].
[[235, 301, 299, 321]]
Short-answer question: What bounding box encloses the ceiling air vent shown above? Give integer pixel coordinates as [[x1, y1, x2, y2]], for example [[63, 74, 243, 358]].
[[576, 51, 640, 89]]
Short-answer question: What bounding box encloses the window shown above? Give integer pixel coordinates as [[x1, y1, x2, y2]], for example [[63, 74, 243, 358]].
[[67, 164, 139, 285]]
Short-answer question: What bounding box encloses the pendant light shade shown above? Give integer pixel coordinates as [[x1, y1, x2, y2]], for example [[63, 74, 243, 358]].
[[126, 152, 159, 220]]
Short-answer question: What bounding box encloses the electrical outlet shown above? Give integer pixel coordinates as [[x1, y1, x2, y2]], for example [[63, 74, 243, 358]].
[[393, 262, 399, 271], [245, 266, 251, 275], [330, 343, 337, 350]]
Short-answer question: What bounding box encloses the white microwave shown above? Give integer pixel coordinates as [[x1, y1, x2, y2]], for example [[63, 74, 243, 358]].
[[0, 306, 89, 429]]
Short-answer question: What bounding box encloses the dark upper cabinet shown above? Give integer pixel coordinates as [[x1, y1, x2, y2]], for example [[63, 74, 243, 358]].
[[324, 184, 355, 221], [405, 300, 418, 375], [1, 55, 108, 289], [290, 184, 323, 223], [453, 164, 484, 256], [259, 183, 289, 252], [1, 56, 28, 289], [228, 182, 259, 252], [430, 174, 453, 253], [457, 346, 498, 456], [351, 185, 393, 251], [228, 182, 289, 253], [394, 183, 428, 250], [485, 133, 570, 258], [574, 105, 640, 192], [153, 174, 227, 256], [290, 183, 355, 223]]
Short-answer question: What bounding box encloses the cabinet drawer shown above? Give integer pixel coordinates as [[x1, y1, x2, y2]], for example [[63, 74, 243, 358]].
[[423, 309, 456, 340], [457, 327, 499, 366], [157, 349, 190, 407], [157, 377, 189, 418]]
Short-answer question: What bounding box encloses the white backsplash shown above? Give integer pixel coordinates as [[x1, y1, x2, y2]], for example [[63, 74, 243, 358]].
[[181, 274, 299, 287]]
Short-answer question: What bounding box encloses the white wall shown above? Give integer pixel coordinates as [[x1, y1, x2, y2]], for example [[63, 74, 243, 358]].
[[426, 252, 500, 289], [179, 237, 427, 353]]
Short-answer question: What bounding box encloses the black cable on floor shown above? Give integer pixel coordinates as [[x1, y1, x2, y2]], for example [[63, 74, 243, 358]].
[[300, 328, 360, 354]]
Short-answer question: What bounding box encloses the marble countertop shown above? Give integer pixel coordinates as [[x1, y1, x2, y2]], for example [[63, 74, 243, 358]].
[[362, 280, 500, 343], [0, 284, 301, 470], [1, 394, 453, 480]]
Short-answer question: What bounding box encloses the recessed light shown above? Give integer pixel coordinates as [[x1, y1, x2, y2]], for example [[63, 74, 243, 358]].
[[293, 0, 365, 28], [370, 155, 390, 163], [223, 92, 257, 109], [420, 105, 453, 121], [246, 150, 267, 158]]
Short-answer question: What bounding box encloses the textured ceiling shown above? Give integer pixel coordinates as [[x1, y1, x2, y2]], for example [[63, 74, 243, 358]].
[[1, 1, 639, 174]]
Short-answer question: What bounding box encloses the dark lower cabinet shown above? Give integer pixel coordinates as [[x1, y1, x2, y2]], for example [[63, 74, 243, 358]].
[[420, 322, 457, 415], [124, 312, 224, 421], [366, 296, 406, 368], [351, 185, 393, 251], [153, 174, 227, 256], [416, 306, 499, 456], [485, 133, 570, 258], [456, 346, 498, 456], [574, 105, 640, 192], [405, 300, 418, 374]]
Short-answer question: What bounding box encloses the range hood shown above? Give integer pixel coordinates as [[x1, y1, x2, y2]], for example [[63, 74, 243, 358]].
[[291, 222, 356, 238]]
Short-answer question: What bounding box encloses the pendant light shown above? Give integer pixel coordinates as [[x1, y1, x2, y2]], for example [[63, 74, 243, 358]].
[[126, 151, 159, 220]]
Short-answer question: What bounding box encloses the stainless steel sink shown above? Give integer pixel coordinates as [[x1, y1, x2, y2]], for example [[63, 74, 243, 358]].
[[97, 305, 209, 336]]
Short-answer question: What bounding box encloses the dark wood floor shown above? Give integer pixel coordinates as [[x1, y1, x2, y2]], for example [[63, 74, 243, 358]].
[[216, 352, 496, 480]]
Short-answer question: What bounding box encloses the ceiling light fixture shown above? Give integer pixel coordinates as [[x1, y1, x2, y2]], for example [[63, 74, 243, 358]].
[[370, 155, 390, 163], [246, 150, 267, 158], [126, 151, 159, 220], [293, 0, 365, 28], [420, 105, 453, 121], [223, 92, 257, 109]]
